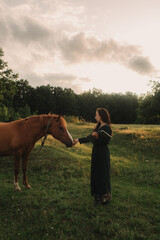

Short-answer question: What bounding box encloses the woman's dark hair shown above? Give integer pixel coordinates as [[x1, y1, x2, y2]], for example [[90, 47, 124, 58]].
[[94, 108, 111, 130]]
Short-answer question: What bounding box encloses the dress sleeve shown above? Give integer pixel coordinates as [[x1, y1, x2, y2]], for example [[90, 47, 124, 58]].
[[79, 134, 97, 144], [96, 126, 112, 145]]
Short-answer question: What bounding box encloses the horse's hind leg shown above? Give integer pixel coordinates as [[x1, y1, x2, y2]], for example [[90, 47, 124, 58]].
[[13, 153, 21, 191], [22, 152, 32, 189]]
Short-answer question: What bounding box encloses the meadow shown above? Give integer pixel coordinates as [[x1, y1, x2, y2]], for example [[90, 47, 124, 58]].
[[0, 123, 160, 240]]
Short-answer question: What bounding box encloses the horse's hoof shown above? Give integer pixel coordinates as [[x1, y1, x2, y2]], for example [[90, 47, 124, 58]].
[[26, 186, 32, 190], [14, 182, 21, 191], [23, 184, 32, 190], [14, 186, 22, 191]]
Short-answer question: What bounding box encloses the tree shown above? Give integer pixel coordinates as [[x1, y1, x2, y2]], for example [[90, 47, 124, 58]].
[[0, 49, 18, 105], [78, 89, 100, 122], [34, 85, 56, 114], [0, 48, 19, 121], [137, 81, 160, 124], [13, 79, 35, 111], [54, 88, 78, 115]]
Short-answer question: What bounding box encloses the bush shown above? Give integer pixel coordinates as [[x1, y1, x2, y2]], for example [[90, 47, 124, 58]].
[[64, 115, 86, 124]]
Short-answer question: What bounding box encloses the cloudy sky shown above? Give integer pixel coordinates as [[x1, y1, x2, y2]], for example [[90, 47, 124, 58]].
[[0, 0, 160, 94]]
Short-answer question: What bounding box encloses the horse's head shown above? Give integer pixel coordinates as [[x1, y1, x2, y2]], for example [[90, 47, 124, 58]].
[[48, 115, 73, 148]]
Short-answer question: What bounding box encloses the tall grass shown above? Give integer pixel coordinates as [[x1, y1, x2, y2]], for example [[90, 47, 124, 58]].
[[64, 115, 86, 124], [0, 123, 160, 240]]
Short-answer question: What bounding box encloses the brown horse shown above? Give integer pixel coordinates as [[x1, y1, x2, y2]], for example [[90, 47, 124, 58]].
[[0, 114, 73, 191]]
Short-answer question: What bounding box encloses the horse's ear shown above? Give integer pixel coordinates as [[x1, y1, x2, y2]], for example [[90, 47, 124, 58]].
[[56, 115, 61, 122], [48, 111, 54, 115], [59, 113, 65, 118]]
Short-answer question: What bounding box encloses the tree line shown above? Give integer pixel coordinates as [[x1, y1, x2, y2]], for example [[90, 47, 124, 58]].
[[0, 48, 160, 124]]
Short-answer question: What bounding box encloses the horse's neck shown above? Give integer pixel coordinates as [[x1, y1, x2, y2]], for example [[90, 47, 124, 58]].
[[33, 115, 48, 143], [21, 115, 47, 144]]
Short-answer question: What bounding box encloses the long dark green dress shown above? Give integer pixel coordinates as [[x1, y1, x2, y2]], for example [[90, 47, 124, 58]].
[[79, 125, 112, 197]]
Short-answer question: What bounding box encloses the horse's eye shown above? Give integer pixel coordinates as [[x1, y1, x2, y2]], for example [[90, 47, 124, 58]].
[[59, 126, 64, 131]]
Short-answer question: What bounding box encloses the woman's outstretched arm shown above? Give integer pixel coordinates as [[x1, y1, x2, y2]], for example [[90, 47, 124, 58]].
[[73, 134, 97, 145]]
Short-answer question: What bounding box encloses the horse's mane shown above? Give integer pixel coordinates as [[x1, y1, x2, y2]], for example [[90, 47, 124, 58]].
[[17, 114, 60, 127], [18, 115, 40, 124]]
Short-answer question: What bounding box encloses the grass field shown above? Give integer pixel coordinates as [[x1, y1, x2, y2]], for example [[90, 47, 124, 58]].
[[0, 123, 160, 240]]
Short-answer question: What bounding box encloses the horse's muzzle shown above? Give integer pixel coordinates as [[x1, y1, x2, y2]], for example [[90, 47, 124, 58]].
[[66, 141, 73, 148]]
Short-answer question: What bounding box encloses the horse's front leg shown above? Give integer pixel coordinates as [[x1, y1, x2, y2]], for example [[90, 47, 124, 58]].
[[13, 153, 21, 191], [22, 152, 32, 189]]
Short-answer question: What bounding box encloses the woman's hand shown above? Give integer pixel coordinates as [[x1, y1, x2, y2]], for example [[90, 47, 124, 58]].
[[92, 132, 99, 139], [73, 139, 79, 146]]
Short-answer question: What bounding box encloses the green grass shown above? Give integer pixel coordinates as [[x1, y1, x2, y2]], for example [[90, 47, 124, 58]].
[[0, 123, 160, 240]]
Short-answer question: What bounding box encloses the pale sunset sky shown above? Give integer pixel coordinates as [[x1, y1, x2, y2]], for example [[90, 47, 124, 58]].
[[0, 0, 160, 94]]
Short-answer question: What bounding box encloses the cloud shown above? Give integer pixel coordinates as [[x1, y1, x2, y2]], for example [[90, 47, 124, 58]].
[[59, 32, 157, 75], [0, 0, 157, 94], [79, 77, 91, 82], [0, 3, 54, 49], [24, 72, 91, 93], [9, 17, 52, 45], [128, 56, 156, 75], [0, 0, 84, 48], [3, 0, 27, 7], [0, 0, 85, 68]]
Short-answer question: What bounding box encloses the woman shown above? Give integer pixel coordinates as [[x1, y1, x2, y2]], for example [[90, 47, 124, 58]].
[[73, 108, 112, 205]]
